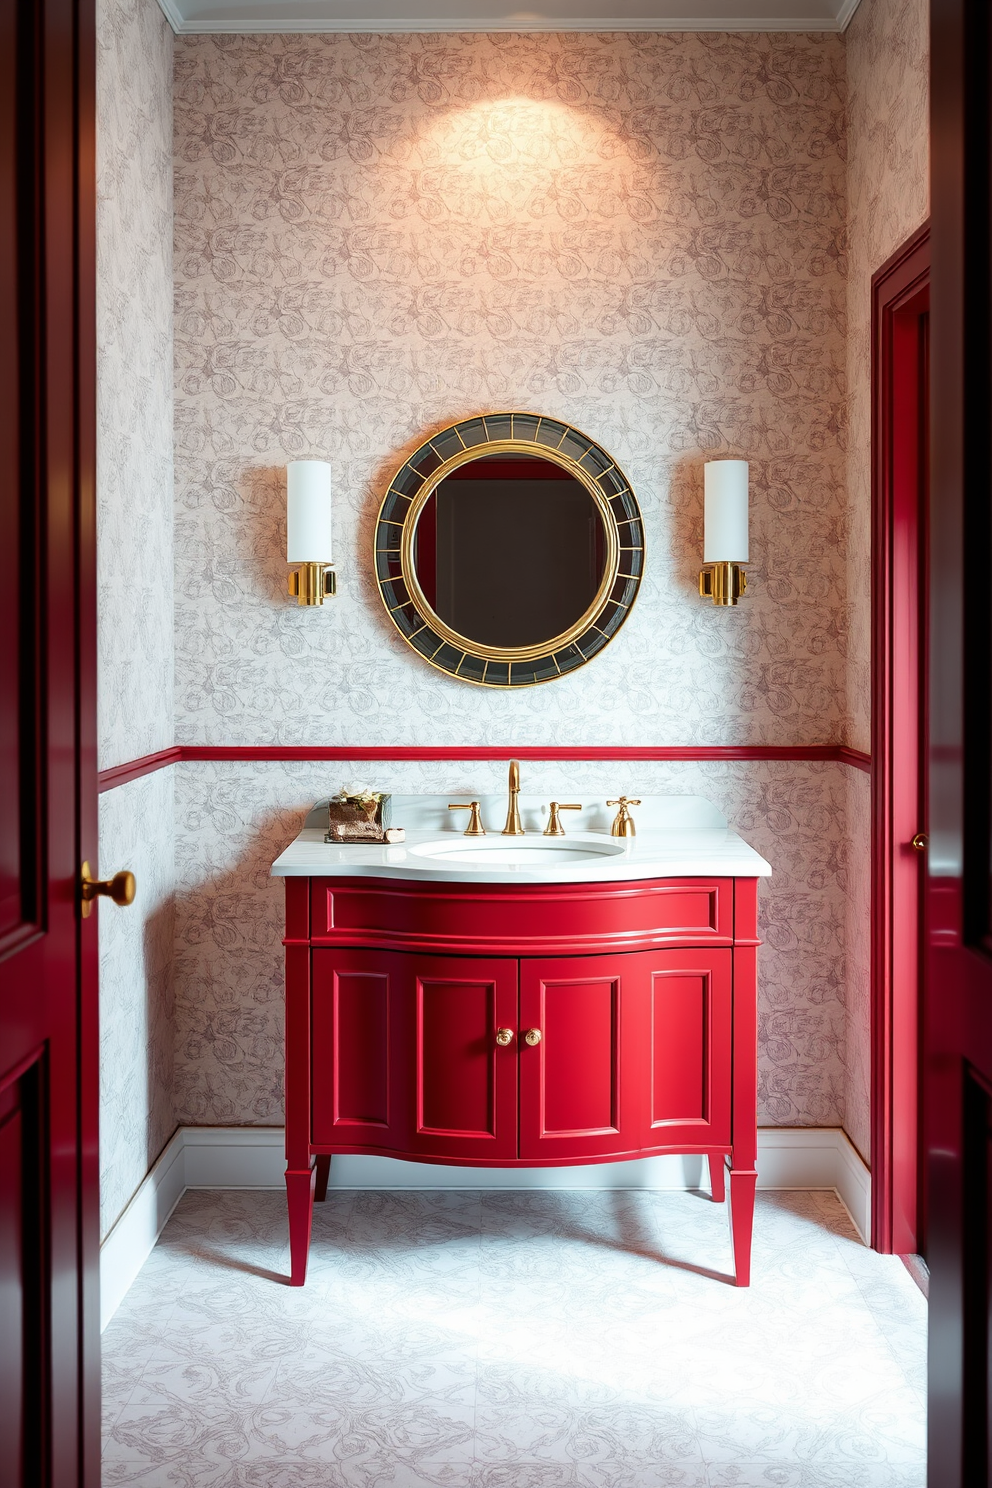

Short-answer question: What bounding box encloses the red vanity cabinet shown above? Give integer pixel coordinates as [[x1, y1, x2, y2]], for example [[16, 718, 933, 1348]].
[[285, 874, 760, 1287]]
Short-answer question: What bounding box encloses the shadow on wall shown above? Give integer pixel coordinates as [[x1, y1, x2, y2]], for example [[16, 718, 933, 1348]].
[[202, 464, 288, 608], [143, 892, 176, 1172], [173, 800, 315, 1129]]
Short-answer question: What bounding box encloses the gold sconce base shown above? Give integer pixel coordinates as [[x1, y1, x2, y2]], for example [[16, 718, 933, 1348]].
[[289, 563, 336, 605], [699, 562, 747, 606]]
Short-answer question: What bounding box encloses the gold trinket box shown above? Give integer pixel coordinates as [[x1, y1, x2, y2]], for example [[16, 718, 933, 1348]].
[[324, 790, 393, 844]]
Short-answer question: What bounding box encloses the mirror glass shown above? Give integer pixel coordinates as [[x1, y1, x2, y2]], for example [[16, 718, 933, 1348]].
[[375, 413, 643, 689], [412, 455, 607, 649]]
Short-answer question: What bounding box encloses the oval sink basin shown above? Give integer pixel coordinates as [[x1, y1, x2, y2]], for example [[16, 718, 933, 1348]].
[[408, 836, 626, 867]]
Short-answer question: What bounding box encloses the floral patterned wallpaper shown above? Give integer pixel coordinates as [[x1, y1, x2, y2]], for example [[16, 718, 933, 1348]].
[[846, 0, 929, 757], [97, 0, 175, 771], [97, 0, 176, 1238], [842, 0, 929, 1162], [844, 768, 871, 1162], [99, 771, 176, 1238], [172, 30, 848, 750]]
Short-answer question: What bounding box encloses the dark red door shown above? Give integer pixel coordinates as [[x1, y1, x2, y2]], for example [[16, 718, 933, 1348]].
[[402, 954, 518, 1162], [928, 1, 992, 1479], [0, 2, 100, 1484], [519, 954, 642, 1162], [871, 227, 929, 1257]]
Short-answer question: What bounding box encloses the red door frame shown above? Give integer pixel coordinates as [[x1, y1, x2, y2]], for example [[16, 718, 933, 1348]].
[[871, 222, 930, 1255]]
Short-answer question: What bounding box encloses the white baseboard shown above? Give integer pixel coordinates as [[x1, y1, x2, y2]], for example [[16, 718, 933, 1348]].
[[99, 1129, 186, 1330], [101, 1125, 870, 1328], [182, 1125, 287, 1188], [833, 1129, 872, 1243]]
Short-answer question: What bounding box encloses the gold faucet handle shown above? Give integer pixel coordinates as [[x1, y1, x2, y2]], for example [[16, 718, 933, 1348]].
[[544, 802, 581, 837], [448, 802, 485, 836], [606, 797, 640, 838]]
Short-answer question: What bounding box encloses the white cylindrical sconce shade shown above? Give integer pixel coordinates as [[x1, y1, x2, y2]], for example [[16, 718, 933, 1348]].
[[703, 460, 749, 564], [287, 460, 333, 563]]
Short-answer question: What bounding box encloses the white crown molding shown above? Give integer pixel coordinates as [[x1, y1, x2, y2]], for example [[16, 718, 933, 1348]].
[[162, 16, 848, 32], [156, 0, 856, 33], [101, 1124, 870, 1327], [155, 0, 187, 29]]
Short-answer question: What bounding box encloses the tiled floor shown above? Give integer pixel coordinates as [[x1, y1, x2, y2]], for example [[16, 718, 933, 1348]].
[[101, 1187, 927, 1487]]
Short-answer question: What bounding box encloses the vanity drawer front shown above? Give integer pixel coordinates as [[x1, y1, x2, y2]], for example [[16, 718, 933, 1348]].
[[308, 877, 734, 954]]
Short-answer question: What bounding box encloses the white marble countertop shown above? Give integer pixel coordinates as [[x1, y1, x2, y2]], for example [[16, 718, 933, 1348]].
[[271, 794, 772, 885]]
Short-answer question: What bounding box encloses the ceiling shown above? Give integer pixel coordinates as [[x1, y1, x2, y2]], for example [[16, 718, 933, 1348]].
[[156, 0, 862, 34]]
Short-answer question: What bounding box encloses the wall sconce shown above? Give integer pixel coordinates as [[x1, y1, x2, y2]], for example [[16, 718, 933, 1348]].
[[287, 459, 335, 605], [699, 459, 749, 606]]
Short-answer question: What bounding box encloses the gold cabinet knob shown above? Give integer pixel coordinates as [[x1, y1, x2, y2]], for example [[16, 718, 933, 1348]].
[[495, 1028, 514, 1047], [80, 861, 136, 919], [911, 832, 928, 852], [524, 1028, 542, 1047]]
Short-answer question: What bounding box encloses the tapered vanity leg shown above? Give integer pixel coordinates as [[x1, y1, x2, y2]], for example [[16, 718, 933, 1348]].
[[728, 1168, 757, 1287], [708, 1152, 726, 1204], [286, 1165, 316, 1286], [314, 1153, 331, 1202]]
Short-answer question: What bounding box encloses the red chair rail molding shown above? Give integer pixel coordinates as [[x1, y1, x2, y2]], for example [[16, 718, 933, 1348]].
[[282, 873, 761, 1288], [97, 742, 872, 792]]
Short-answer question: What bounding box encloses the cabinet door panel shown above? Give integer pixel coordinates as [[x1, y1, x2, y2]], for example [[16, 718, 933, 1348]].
[[313, 951, 518, 1161], [312, 949, 403, 1149], [543, 976, 617, 1134], [408, 958, 518, 1161], [645, 949, 732, 1147], [519, 956, 640, 1160]]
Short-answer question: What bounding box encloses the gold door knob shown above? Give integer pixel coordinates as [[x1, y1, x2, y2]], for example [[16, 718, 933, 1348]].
[[80, 861, 136, 919], [911, 832, 928, 852], [524, 1028, 542, 1047], [495, 1028, 514, 1047]]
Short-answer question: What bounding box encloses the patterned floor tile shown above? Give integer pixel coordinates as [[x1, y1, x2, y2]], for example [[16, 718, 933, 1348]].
[[102, 1190, 927, 1484]]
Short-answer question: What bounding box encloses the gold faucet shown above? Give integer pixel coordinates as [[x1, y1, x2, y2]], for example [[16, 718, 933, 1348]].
[[502, 760, 524, 836], [607, 797, 640, 837]]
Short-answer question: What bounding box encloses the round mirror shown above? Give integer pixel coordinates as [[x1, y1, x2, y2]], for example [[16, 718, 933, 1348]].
[[374, 413, 643, 688]]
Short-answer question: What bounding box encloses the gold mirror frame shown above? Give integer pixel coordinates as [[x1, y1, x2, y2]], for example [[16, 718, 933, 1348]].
[[374, 412, 644, 689]]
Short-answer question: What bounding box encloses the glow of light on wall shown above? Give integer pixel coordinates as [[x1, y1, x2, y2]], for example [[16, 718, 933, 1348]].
[[408, 96, 625, 178]]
